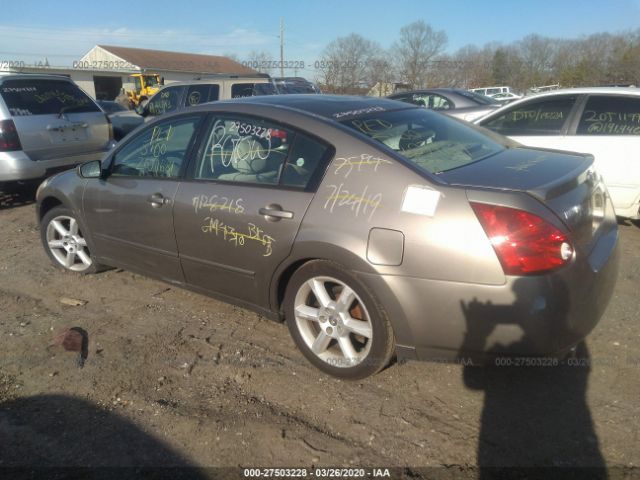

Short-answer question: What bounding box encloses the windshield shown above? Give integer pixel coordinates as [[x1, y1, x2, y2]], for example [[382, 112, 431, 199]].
[[144, 76, 159, 87], [341, 108, 505, 174]]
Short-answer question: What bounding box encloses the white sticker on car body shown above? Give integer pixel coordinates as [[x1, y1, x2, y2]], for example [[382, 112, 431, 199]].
[[401, 185, 442, 217]]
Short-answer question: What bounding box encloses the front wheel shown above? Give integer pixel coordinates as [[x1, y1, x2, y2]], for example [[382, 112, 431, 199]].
[[284, 260, 395, 379], [40, 206, 102, 274]]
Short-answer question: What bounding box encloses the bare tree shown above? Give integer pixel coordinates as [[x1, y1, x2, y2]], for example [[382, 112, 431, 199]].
[[393, 21, 447, 88], [246, 50, 274, 75], [317, 33, 381, 93], [368, 51, 396, 96], [316, 26, 640, 94]]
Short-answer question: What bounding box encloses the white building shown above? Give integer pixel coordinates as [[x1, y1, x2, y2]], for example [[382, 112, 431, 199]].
[[2, 45, 259, 100]]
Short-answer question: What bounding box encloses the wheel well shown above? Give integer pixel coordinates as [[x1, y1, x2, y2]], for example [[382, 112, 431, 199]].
[[39, 196, 63, 220], [275, 258, 315, 316]]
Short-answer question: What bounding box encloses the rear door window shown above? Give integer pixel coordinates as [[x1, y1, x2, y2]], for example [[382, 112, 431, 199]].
[[577, 95, 640, 136], [185, 84, 220, 107], [481, 95, 577, 135], [193, 115, 331, 189], [0, 79, 100, 116]]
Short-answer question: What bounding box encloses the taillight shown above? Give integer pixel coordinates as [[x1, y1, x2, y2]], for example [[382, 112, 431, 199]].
[[0, 119, 22, 151], [470, 202, 574, 275]]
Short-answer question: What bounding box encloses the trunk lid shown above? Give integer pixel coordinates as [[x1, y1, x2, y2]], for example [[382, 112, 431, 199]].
[[439, 146, 607, 254]]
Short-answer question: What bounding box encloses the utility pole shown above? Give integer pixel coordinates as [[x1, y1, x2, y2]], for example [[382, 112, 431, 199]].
[[279, 18, 284, 78]]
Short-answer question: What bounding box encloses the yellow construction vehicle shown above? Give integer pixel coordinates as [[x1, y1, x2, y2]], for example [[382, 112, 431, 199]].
[[126, 73, 163, 107]]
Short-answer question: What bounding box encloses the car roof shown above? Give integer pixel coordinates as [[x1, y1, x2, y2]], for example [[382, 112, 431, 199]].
[[523, 86, 640, 98], [215, 94, 413, 120], [158, 77, 271, 88], [389, 88, 468, 96], [0, 74, 76, 84]]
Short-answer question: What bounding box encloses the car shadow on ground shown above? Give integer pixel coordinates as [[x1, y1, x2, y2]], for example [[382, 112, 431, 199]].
[[617, 218, 640, 230], [0, 394, 208, 479], [0, 182, 38, 210], [459, 278, 606, 479]]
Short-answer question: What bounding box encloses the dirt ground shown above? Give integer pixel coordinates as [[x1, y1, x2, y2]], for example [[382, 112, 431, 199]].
[[1, 185, 639, 477]]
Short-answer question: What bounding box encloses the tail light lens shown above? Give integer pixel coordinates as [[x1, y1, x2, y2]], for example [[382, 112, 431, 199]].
[[470, 202, 573, 275], [0, 119, 22, 151]]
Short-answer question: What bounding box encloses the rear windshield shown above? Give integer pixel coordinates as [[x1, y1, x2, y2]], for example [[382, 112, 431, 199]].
[[0, 79, 100, 116], [341, 108, 505, 174]]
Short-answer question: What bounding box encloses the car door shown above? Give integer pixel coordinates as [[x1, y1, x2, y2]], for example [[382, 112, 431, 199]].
[[479, 94, 581, 150], [559, 94, 640, 213], [173, 113, 334, 307], [82, 113, 205, 282]]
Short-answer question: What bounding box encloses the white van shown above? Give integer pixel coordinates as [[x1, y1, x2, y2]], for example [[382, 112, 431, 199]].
[[139, 76, 275, 119], [470, 86, 513, 97]]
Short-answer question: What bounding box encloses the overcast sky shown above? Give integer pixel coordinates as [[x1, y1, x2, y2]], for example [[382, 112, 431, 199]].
[[1, 0, 638, 73]]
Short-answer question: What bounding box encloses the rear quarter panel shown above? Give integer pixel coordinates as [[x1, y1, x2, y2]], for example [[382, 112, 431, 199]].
[[275, 123, 507, 347]]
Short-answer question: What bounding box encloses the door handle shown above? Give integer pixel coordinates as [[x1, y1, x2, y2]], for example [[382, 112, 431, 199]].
[[147, 193, 170, 208], [259, 206, 294, 220]]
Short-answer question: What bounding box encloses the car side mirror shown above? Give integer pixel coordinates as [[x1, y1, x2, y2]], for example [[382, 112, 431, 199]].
[[77, 160, 102, 179]]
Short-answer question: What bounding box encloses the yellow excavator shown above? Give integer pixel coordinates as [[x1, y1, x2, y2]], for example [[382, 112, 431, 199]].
[[126, 73, 163, 107]]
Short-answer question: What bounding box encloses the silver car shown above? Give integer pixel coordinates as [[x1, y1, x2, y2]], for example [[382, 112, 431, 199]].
[[0, 74, 113, 186], [387, 88, 501, 122], [36, 95, 619, 379]]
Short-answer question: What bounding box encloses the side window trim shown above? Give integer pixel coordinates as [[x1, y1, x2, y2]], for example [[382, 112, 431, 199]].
[[563, 94, 588, 135], [105, 113, 206, 181]]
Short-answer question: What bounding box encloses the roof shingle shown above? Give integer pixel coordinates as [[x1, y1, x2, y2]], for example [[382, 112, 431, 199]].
[[98, 45, 257, 75]]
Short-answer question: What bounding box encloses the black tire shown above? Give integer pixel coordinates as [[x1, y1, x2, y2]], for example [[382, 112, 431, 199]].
[[40, 206, 105, 274], [284, 260, 395, 380]]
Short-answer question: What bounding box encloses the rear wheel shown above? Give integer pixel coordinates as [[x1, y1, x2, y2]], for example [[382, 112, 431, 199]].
[[40, 206, 103, 274], [284, 260, 395, 379]]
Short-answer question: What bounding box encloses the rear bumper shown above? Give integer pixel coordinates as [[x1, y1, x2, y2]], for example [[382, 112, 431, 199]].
[[360, 223, 620, 364], [0, 149, 108, 182]]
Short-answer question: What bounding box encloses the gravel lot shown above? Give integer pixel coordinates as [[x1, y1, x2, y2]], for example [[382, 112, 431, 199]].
[[1, 184, 639, 477]]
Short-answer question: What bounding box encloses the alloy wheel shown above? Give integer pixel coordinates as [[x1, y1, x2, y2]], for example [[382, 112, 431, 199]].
[[45, 215, 93, 272], [293, 276, 373, 368]]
